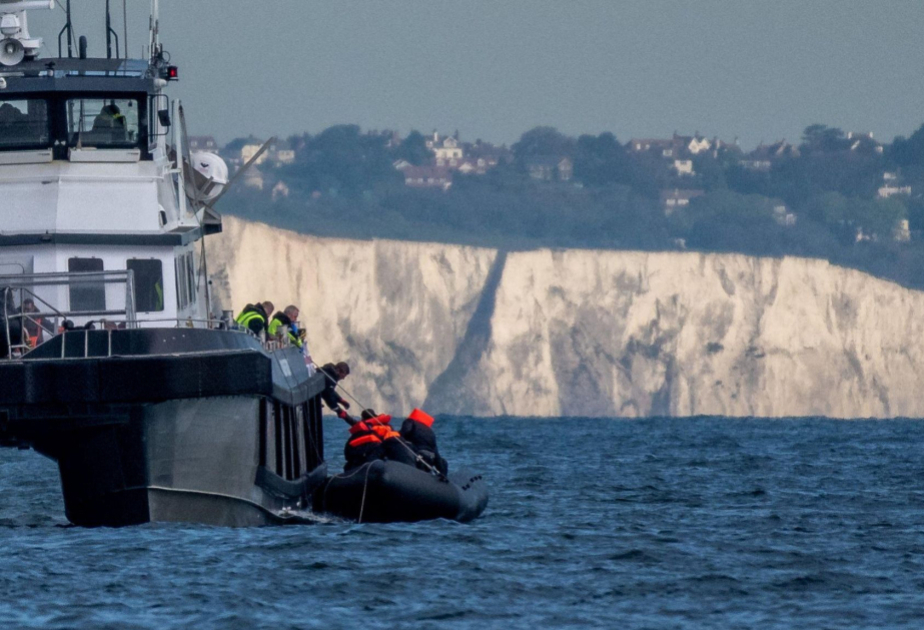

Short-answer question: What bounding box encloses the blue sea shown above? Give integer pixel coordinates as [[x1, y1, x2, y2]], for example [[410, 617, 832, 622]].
[[2, 416, 924, 629]]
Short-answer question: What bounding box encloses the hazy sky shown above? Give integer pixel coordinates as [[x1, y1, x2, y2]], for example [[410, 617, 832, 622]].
[[25, 1, 924, 149]]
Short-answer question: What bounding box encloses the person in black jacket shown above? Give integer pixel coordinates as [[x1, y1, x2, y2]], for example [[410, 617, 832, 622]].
[[400, 408, 448, 475], [319, 361, 351, 413]]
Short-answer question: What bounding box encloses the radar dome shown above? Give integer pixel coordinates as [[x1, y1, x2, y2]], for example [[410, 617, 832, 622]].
[[185, 151, 229, 203]]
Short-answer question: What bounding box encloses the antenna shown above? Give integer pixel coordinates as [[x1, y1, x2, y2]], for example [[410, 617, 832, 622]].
[[105, 0, 119, 58], [56, 0, 73, 57], [122, 0, 127, 59], [149, 0, 159, 60]]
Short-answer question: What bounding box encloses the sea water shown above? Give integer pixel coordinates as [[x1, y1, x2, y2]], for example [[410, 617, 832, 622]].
[[2, 417, 924, 629]]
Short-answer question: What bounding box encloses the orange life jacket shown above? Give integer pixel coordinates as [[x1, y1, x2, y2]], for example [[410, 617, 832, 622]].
[[346, 415, 400, 448], [407, 408, 435, 428]]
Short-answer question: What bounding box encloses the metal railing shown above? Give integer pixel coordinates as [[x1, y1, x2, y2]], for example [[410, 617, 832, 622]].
[[1, 270, 137, 359], [0, 273, 310, 361]]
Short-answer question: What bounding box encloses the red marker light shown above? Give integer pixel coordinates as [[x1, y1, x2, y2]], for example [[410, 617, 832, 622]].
[[167, 66, 178, 80]]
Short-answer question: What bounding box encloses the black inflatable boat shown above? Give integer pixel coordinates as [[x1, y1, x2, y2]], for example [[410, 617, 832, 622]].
[[317, 461, 488, 523]]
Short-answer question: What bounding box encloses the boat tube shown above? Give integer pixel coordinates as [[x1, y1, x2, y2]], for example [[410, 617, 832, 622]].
[[317, 460, 488, 523]]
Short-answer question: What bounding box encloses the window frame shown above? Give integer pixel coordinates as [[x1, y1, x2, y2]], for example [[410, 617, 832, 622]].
[[126, 258, 164, 313], [185, 252, 196, 307], [67, 257, 106, 313], [174, 255, 188, 310], [0, 91, 151, 160], [0, 97, 52, 152], [64, 96, 144, 151]]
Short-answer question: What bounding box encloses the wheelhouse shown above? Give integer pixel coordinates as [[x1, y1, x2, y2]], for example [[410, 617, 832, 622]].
[[0, 59, 161, 162]]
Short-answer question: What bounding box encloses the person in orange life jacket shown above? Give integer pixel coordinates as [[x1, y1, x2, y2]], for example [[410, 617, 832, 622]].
[[342, 409, 415, 471], [320, 361, 351, 413], [17, 298, 54, 347], [400, 408, 448, 475]]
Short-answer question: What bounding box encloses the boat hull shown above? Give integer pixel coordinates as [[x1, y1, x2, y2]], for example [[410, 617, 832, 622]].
[[0, 328, 327, 527], [318, 460, 488, 523]]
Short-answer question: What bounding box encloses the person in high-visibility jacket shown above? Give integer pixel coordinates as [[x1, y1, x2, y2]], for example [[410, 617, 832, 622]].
[[342, 410, 416, 471], [234, 300, 274, 336], [92, 102, 126, 133], [267, 305, 304, 349], [400, 408, 448, 475]]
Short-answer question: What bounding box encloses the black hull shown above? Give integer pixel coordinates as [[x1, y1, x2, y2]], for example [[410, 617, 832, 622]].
[[318, 460, 488, 523], [0, 328, 328, 527]]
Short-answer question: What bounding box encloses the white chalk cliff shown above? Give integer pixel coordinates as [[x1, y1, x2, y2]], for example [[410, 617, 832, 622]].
[[210, 217, 924, 418]]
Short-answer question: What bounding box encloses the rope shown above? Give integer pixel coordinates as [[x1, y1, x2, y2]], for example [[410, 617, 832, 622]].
[[392, 436, 446, 481], [318, 367, 366, 410], [318, 368, 447, 483], [322, 462, 369, 519], [304, 404, 323, 467], [357, 463, 374, 524]]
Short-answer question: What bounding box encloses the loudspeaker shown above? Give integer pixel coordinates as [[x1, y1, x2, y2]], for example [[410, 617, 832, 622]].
[[0, 39, 24, 67]]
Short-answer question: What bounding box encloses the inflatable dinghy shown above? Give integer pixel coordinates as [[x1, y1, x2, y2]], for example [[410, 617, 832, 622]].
[[317, 460, 488, 523]]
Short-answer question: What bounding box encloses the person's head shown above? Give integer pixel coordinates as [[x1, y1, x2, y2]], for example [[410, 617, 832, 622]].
[[283, 304, 299, 321], [334, 361, 350, 380], [261, 300, 274, 315], [361, 409, 377, 421], [103, 102, 121, 116], [22, 298, 36, 312]]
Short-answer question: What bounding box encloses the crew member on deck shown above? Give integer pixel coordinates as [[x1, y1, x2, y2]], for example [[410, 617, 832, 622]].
[[234, 300, 274, 337], [268, 305, 306, 349], [92, 102, 126, 132], [400, 408, 449, 475], [319, 361, 351, 413]]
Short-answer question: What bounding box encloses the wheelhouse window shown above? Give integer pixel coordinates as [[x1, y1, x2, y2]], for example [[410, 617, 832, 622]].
[[0, 99, 50, 150], [127, 259, 164, 313], [67, 98, 141, 149], [68, 258, 106, 313], [174, 252, 196, 310]]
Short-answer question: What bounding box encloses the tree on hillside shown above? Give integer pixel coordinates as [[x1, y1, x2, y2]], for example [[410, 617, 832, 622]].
[[804, 192, 907, 242], [278, 124, 401, 195], [891, 124, 924, 166], [395, 130, 431, 165], [670, 190, 784, 254], [512, 127, 575, 164], [801, 124, 850, 154], [573, 132, 630, 187], [691, 153, 728, 191]]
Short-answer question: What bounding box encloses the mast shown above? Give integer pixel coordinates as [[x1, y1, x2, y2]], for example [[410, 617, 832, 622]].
[[105, 0, 120, 59], [149, 0, 159, 59]]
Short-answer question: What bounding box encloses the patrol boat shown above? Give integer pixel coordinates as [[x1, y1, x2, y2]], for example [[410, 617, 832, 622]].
[[0, 1, 329, 526]]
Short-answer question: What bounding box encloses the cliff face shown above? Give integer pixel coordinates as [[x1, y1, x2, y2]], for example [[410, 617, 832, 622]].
[[211, 217, 924, 418]]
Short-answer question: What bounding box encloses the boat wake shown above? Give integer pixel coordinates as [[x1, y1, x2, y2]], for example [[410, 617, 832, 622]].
[[275, 507, 343, 525]]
